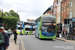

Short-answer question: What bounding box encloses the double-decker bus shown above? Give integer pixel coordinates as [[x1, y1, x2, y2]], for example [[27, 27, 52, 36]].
[[24, 22, 35, 35], [35, 15, 57, 39], [16, 21, 25, 35]]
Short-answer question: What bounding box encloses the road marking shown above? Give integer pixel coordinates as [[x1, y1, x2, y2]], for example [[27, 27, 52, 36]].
[[19, 38, 25, 50]]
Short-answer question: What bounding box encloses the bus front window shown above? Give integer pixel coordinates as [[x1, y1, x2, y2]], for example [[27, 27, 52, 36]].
[[42, 16, 56, 33], [18, 27, 23, 30]]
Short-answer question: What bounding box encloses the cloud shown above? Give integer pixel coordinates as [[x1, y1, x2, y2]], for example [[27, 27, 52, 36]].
[[0, 0, 54, 21]]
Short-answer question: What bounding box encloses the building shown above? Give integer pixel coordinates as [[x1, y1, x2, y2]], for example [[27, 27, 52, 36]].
[[53, 0, 58, 23], [61, 0, 69, 23], [56, 0, 62, 32], [43, 6, 53, 15], [57, 0, 62, 24], [69, 0, 75, 18], [69, 0, 75, 37]]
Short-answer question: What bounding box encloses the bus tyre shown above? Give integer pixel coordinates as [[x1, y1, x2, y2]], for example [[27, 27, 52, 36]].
[[50, 39, 53, 40]]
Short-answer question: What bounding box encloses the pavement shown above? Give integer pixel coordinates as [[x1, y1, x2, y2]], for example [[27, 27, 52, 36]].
[[56, 37, 75, 42], [7, 35, 19, 50], [56, 37, 75, 45]]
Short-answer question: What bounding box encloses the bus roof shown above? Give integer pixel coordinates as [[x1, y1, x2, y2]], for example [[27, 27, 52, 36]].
[[17, 21, 23, 25], [35, 15, 56, 22], [24, 22, 35, 24], [41, 15, 56, 18], [24, 22, 35, 25]]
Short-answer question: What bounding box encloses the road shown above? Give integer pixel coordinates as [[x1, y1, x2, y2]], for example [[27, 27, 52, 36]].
[[18, 35, 75, 50]]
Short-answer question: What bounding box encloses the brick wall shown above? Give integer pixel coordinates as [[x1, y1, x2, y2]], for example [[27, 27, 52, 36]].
[[61, 0, 69, 23]]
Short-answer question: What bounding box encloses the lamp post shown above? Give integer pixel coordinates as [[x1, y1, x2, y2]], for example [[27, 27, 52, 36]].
[[17, 10, 22, 35], [1, 9, 3, 26], [2, 9, 3, 19], [17, 10, 21, 20]]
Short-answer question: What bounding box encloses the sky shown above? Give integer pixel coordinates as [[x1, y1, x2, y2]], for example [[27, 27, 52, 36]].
[[0, 0, 54, 21]]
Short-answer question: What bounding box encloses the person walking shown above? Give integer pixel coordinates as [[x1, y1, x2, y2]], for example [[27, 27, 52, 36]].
[[0, 32, 4, 50], [0, 27, 9, 50], [8, 28, 12, 38], [14, 29, 18, 43]]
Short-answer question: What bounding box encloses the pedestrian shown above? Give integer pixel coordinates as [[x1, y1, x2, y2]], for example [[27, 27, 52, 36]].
[[65, 30, 67, 36], [0, 27, 9, 50], [14, 29, 18, 43], [8, 28, 12, 38], [0, 32, 4, 50], [64, 30, 67, 38]]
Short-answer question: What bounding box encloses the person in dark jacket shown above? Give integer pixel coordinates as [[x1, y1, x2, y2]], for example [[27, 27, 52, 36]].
[[0, 27, 9, 50], [0, 32, 4, 50], [14, 29, 18, 43]]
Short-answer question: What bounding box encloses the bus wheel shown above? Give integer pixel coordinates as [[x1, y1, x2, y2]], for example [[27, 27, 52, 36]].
[[50, 39, 53, 40]]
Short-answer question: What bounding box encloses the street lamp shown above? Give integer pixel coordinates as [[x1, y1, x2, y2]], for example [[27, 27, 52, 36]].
[[17, 10, 22, 20], [1, 9, 3, 26], [2, 9, 3, 19], [17, 10, 23, 35]]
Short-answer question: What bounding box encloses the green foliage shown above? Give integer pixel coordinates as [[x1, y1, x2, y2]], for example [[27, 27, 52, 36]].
[[0, 10, 20, 20], [0, 12, 2, 17], [9, 10, 20, 19], [3, 12, 10, 16], [2, 16, 18, 30], [0, 9, 20, 30]]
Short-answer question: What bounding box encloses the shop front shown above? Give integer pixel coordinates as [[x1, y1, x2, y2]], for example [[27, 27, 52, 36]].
[[69, 18, 75, 39]]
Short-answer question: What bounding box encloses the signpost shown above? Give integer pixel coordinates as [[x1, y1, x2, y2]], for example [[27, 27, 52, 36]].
[[0, 9, 3, 27], [0, 18, 2, 27]]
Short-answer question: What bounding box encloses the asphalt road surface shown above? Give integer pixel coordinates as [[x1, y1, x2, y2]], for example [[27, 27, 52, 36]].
[[19, 35, 75, 50]]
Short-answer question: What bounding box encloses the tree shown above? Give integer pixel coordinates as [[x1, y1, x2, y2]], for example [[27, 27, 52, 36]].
[[4, 12, 9, 16], [3, 16, 19, 30], [9, 10, 20, 19], [0, 12, 2, 17], [0, 11, 13, 17], [0, 10, 20, 20], [0, 9, 20, 30]]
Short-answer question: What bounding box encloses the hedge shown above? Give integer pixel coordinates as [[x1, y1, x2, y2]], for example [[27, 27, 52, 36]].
[[0, 16, 19, 30]]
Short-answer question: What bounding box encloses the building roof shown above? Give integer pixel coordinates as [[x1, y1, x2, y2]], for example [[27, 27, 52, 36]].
[[43, 6, 53, 14]]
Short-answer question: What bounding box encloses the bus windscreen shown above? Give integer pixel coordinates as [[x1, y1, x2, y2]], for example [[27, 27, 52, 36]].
[[18, 27, 23, 30], [42, 16, 56, 33]]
